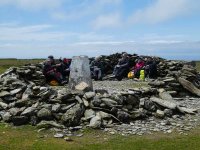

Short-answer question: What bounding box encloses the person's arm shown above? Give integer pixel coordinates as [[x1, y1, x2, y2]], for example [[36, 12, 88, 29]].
[[119, 60, 129, 68]]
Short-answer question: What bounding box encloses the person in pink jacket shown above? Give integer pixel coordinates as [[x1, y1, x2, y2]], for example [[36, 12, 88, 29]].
[[132, 58, 145, 78]]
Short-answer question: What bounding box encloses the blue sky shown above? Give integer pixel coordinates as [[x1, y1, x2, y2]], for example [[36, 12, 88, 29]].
[[0, 0, 200, 60]]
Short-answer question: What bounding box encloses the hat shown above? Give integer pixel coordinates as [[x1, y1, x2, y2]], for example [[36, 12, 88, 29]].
[[48, 55, 54, 59], [63, 58, 69, 63]]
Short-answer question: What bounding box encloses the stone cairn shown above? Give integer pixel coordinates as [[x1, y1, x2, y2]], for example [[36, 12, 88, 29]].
[[0, 53, 199, 137]]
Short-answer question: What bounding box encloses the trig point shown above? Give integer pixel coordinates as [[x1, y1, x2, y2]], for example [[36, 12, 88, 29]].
[[69, 56, 93, 91]]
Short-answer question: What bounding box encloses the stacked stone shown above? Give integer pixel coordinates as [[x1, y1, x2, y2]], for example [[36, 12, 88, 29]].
[[0, 78, 197, 129], [0, 63, 46, 86], [149, 64, 200, 97]]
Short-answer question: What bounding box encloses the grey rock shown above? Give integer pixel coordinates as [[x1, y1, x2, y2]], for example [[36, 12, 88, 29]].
[[82, 98, 89, 107], [52, 104, 61, 113], [89, 115, 102, 129], [21, 107, 36, 116], [15, 99, 28, 107], [159, 92, 174, 101], [61, 104, 85, 127], [150, 97, 177, 109], [155, 110, 165, 118], [0, 91, 10, 97], [75, 95, 83, 104], [95, 89, 108, 94], [84, 92, 95, 99], [64, 137, 73, 141], [101, 98, 118, 107], [178, 77, 200, 97], [91, 96, 102, 107], [84, 109, 95, 119], [126, 95, 139, 106], [149, 81, 165, 87], [177, 106, 198, 114], [22, 87, 32, 100], [0, 101, 8, 109], [2, 112, 11, 122], [12, 116, 28, 126], [9, 108, 20, 116], [37, 108, 52, 120], [37, 120, 65, 129], [117, 110, 131, 123], [54, 133, 64, 138], [10, 88, 22, 95], [164, 109, 173, 117], [3, 96, 17, 102], [144, 99, 156, 112]]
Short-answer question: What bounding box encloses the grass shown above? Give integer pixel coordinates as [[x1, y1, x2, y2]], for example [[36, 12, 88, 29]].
[[0, 59, 43, 74], [0, 123, 200, 150]]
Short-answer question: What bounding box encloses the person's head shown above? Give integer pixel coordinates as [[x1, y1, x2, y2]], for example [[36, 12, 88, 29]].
[[48, 55, 54, 59], [48, 55, 54, 64], [95, 56, 101, 61], [122, 53, 128, 59], [147, 57, 153, 62], [63, 58, 69, 64], [137, 58, 142, 63], [45, 59, 51, 65]]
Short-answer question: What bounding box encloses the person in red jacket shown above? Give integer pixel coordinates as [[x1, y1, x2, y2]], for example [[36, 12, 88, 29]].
[[43, 58, 64, 85]]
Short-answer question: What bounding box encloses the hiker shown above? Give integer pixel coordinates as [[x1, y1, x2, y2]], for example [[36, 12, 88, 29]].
[[112, 53, 130, 80], [43, 59, 63, 84], [90, 56, 103, 80], [131, 58, 145, 78], [145, 57, 157, 79], [57, 58, 71, 80], [48, 55, 56, 65]]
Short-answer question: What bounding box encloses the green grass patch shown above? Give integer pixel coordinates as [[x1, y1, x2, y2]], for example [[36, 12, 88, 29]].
[[0, 59, 44, 74], [0, 123, 200, 150]]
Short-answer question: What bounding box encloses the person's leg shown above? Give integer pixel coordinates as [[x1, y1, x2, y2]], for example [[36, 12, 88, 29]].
[[113, 66, 118, 75], [97, 68, 102, 80]]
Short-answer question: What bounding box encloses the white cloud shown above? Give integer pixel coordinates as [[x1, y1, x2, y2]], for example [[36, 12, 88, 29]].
[[0, 0, 64, 11], [129, 0, 190, 24], [51, 0, 122, 21], [0, 24, 114, 43], [0, 24, 74, 42], [91, 13, 122, 29]]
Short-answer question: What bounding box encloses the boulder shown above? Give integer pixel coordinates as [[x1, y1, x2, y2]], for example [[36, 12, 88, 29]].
[[150, 97, 177, 110], [89, 115, 102, 129], [178, 77, 200, 97], [21, 107, 36, 116], [37, 108, 52, 120], [61, 104, 85, 126], [0, 91, 10, 97]]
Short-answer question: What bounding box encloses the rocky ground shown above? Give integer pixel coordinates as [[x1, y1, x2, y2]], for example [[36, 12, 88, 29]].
[[93, 80, 149, 93], [69, 80, 200, 136]]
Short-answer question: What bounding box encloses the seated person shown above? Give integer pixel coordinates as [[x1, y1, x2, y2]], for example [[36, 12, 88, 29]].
[[112, 53, 129, 80], [48, 55, 56, 65], [57, 58, 71, 80], [131, 58, 145, 78], [90, 56, 103, 80], [43, 59, 63, 84], [145, 57, 157, 79]]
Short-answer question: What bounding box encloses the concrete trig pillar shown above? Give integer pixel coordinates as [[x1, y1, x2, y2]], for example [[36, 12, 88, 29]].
[[69, 56, 93, 91]]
